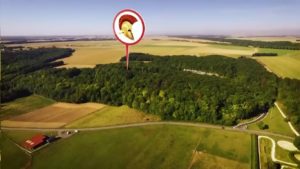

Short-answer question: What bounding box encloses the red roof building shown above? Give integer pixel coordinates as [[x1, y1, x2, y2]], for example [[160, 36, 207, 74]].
[[23, 134, 46, 150]]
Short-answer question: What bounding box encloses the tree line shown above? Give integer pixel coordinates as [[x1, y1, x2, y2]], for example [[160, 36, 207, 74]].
[[172, 36, 300, 50], [278, 78, 300, 130], [1, 47, 74, 102], [252, 53, 278, 57]]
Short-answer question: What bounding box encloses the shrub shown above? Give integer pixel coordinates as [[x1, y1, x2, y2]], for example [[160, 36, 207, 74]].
[[257, 121, 269, 130]]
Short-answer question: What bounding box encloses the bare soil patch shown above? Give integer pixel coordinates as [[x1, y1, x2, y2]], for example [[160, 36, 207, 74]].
[[1, 102, 105, 128]]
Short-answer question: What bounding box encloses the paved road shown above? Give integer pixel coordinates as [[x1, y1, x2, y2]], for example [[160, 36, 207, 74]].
[[1, 121, 294, 140]]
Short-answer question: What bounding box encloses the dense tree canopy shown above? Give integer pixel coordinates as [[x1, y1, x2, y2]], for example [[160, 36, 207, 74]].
[[278, 78, 300, 130], [2, 48, 280, 125], [1, 47, 74, 102], [252, 53, 278, 57]]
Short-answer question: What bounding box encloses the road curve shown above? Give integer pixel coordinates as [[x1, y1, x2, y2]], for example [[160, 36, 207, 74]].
[[1, 121, 294, 140], [258, 136, 297, 167], [233, 112, 267, 129]]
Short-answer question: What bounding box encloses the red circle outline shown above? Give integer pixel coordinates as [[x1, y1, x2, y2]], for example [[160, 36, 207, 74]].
[[113, 9, 145, 46]]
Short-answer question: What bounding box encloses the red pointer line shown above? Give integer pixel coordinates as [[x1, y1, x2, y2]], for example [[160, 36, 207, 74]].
[[126, 44, 129, 70]]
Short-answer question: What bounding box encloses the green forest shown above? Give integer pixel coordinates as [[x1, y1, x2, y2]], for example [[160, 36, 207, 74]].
[[252, 53, 278, 57], [278, 79, 300, 130], [1, 47, 74, 102], [174, 36, 300, 50], [1, 48, 299, 127]]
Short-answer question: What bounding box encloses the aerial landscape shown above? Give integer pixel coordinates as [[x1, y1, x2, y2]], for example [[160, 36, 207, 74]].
[[1, 0, 300, 169]]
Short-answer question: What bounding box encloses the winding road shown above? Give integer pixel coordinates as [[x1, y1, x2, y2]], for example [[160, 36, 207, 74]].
[[258, 136, 298, 168], [1, 121, 294, 140]]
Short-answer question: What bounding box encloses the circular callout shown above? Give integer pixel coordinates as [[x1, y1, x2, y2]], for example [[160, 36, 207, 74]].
[[113, 9, 145, 45]]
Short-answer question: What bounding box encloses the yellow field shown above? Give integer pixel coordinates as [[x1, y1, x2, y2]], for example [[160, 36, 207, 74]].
[[8, 37, 300, 79], [66, 105, 160, 128], [2, 102, 105, 128]]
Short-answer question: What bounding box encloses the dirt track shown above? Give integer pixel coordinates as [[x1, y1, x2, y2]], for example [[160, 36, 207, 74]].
[[1, 121, 293, 140]]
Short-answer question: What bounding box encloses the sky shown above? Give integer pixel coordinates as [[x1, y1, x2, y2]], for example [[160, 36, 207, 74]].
[[1, 0, 300, 36]]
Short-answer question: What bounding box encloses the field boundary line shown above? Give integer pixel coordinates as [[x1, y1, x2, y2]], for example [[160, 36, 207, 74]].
[[187, 133, 203, 169], [258, 135, 262, 169], [275, 102, 287, 118], [275, 102, 300, 136]]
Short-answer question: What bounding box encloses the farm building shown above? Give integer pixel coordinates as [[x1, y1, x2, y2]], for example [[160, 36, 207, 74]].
[[23, 134, 47, 150], [23, 134, 60, 150]]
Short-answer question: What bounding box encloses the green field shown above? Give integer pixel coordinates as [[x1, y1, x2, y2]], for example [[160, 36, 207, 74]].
[[255, 48, 300, 79], [272, 136, 298, 164], [259, 137, 274, 169], [1, 130, 58, 169], [0, 95, 55, 120], [1, 125, 252, 169], [66, 105, 160, 128], [259, 136, 298, 169], [1, 132, 30, 169], [275, 143, 296, 164], [30, 125, 251, 169], [248, 107, 294, 136]]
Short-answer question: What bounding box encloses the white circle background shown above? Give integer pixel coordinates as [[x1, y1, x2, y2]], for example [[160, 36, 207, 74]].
[[114, 11, 144, 44]]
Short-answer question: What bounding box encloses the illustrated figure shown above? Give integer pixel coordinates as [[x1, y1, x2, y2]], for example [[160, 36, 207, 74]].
[[119, 15, 137, 40]]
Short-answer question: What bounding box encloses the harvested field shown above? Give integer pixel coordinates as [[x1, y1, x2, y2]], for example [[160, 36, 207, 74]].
[[66, 105, 160, 128], [31, 125, 251, 169], [0, 95, 55, 120], [1, 103, 105, 128]]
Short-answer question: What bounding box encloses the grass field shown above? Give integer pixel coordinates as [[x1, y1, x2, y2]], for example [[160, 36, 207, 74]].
[[190, 151, 249, 169], [2, 102, 105, 128], [1, 134, 30, 169], [259, 137, 273, 169], [255, 48, 300, 79], [31, 125, 251, 169], [10, 38, 255, 67], [248, 107, 294, 136], [1, 130, 58, 169], [66, 105, 160, 128], [0, 95, 55, 120], [276, 143, 296, 164]]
